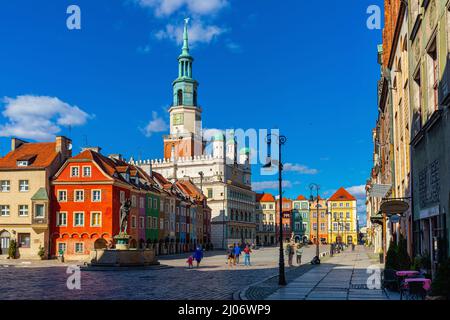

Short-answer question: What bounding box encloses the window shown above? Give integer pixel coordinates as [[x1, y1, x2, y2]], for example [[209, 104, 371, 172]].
[[58, 243, 67, 253], [153, 199, 157, 209], [75, 243, 84, 254], [160, 218, 164, 230], [57, 212, 67, 226], [340, 212, 344, 219], [207, 188, 213, 198], [333, 223, 338, 230], [120, 191, 125, 203], [17, 160, 29, 167], [91, 212, 101, 227], [346, 203, 350, 207], [339, 203, 343, 207], [0, 180, 10, 192], [132, 195, 137, 207], [313, 212, 317, 218], [320, 212, 325, 218], [320, 223, 325, 231], [70, 166, 80, 177], [74, 190, 84, 202], [34, 204, 45, 218], [74, 212, 84, 226], [346, 212, 350, 219], [177, 89, 183, 106], [18, 205, 29, 217], [18, 233, 30, 248], [0, 205, 10, 216], [82, 166, 91, 177], [19, 180, 29, 192], [140, 197, 144, 209], [346, 223, 351, 231], [147, 216, 151, 229], [131, 216, 137, 228], [176, 222, 179, 232], [313, 223, 317, 230], [92, 190, 101, 202], [269, 204, 274, 209], [58, 190, 67, 202], [139, 217, 144, 229], [153, 217, 157, 229], [427, 39, 438, 112]]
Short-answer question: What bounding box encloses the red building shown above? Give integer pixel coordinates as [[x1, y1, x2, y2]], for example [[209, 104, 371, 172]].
[[50, 148, 154, 260], [276, 198, 293, 243]]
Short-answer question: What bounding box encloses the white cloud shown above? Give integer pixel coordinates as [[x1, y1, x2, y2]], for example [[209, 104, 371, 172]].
[[225, 40, 242, 53], [135, 0, 228, 17], [346, 185, 366, 199], [155, 20, 225, 45], [202, 128, 224, 142], [142, 111, 168, 137], [0, 95, 92, 141], [284, 163, 318, 175], [252, 180, 293, 192], [137, 45, 151, 54]]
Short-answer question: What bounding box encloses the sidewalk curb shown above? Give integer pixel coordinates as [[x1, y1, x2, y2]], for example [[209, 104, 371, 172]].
[[233, 251, 330, 301]]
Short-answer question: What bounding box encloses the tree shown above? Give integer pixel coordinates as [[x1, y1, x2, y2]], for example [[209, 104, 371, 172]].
[[385, 239, 398, 270], [8, 239, 17, 259], [431, 258, 450, 299], [397, 234, 411, 270]]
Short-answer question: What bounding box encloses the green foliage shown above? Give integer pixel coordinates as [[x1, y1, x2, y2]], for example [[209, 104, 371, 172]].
[[385, 239, 398, 270], [397, 235, 411, 270], [431, 258, 450, 298], [412, 255, 422, 271], [38, 246, 46, 259], [8, 239, 17, 259]]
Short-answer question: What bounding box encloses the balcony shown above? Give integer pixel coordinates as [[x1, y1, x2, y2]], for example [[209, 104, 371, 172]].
[[32, 216, 48, 229]]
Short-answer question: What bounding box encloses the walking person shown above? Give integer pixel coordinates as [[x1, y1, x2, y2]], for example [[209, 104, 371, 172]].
[[352, 242, 355, 251], [186, 255, 194, 269], [286, 243, 294, 267], [243, 245, 252, 266], [295, 244, 303, 265], [193, 246, 203, 268], [226, 245, 234, 267], [233, 243, 241, 265]]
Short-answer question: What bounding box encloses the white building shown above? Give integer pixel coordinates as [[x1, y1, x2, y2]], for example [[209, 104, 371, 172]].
[[132, 20, 256, 249]]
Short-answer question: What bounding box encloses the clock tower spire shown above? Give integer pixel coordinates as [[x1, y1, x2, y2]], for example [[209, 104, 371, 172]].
[[164, 18, 203, 160]]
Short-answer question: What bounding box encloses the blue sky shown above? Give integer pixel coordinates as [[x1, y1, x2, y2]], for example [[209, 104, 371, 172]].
[[0, 0, 383, 226]]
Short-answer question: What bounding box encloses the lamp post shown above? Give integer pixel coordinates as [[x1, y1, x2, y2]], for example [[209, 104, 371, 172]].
[[263, 133, 287, 286], [309, 183, 321, 261], [328, 206, 333, 256]]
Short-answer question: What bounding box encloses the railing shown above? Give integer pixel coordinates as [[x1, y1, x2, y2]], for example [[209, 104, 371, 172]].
[[32, 216, 48, 225]]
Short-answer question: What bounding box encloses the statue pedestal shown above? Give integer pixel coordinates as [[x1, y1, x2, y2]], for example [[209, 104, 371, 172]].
[[114, 233, 131, 250]]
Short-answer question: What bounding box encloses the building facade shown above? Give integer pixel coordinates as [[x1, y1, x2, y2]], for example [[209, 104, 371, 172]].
[[255, 193, 276, 246], [134, 20, 256, 249], [0, 136, 71, 259], [328, 188, 358, 245], [292, 195, 309, 243], [276, 198, 292, 243], [309, 196, 328, 244]]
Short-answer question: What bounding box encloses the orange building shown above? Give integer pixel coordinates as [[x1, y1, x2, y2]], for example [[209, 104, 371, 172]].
[[276, 198, 292, 243], [309, 196, 328, 244]]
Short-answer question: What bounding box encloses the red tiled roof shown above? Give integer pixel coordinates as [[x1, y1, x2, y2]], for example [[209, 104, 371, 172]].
[[328, 187, 356, 201], [0, 142, 58, 170], [296, 195, 307, 200], [257, 193, 275, 202]]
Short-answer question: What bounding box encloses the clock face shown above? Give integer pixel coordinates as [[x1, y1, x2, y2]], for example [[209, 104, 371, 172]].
[[173, 113, 184, 125]]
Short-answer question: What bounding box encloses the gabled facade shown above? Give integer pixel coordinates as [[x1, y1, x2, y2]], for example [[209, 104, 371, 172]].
[[309, 196, 328, 244], [292, 195, 310, 243], [255, 193, 276, 246], [328, 188, 358, 245], [276, 198, 293, 243], [0, 136, 71, 259]]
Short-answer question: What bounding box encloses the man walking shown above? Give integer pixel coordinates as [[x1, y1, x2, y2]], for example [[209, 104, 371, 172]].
[[234, 243, 241, 265], [243, 245, 252, 266], [295, 244, 303, 265]]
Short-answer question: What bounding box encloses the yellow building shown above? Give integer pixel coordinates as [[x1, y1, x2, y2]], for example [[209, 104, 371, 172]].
[[327, 187, 358, 245], [0, 137, 71, 259]]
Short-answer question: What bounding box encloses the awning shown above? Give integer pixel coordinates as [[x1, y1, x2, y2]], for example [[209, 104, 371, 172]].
[[380, 199, 409, 216], [368, 184, 392, 198]]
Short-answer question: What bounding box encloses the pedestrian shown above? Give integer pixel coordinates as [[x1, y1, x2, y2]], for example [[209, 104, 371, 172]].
[[193, 246, 203, 268], [227, 245, 235, 267], [186, 255, 194, 269], [234, 243, 241, 265], [243, 245, 252, 266], [352, 243, 355, 251], [295, 244, 303, 265], [286, 243, 294, 267]]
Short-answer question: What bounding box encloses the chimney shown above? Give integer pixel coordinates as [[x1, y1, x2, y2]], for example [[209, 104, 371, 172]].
[[108, 154, 123, 161], [55, 136, 72, 159], [11, 138, 27, 151], [82, 146, 102, 153]]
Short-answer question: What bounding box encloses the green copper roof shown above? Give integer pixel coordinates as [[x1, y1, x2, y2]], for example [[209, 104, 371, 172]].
[[240, 147, 250, 155], [213, 133, 225, 141], [179, 18, 192, 59], [31, 187, 49, 201]]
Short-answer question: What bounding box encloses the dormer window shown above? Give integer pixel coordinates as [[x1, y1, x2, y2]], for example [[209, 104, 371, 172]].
[[70, 166, 80, 177], [82, 166, 91, 177], [17, 160, 29, 167]]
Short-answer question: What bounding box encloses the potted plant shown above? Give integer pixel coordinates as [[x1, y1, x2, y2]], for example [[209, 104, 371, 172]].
[[427, 258, 450, 300], [8, 239, 17, 259], [385, 240, 399, 270], [38, 246, 46, 260]]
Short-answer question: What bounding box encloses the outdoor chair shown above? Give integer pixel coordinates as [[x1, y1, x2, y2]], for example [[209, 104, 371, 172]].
[[405, 282, 426, 300], [382, 269, 399, 291]]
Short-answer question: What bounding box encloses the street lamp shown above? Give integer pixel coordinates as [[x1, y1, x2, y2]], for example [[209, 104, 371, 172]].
[[263, 133, 287, 286], [309, 183, 321, 263]]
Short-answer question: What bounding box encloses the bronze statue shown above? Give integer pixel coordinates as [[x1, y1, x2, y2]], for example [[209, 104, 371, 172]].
[[119, 198, 132, 234]]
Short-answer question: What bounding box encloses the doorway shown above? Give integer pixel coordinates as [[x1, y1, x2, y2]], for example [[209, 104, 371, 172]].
[[0, 230, 11, 255]]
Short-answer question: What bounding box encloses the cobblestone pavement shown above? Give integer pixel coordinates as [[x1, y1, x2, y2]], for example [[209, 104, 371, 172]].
[[266, 246, 389, 300], [0, 245, 325, 300]]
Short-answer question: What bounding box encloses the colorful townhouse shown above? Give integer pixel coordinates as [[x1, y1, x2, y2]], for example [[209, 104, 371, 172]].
[[0, 136, 71, 259], [276, 197, 293, 243], [255, 193, 276, 246], [309, 196, 329, 244], [49, 148, 160, 260], [292, 195, 310, 243], [328, 187, 357, 245]]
